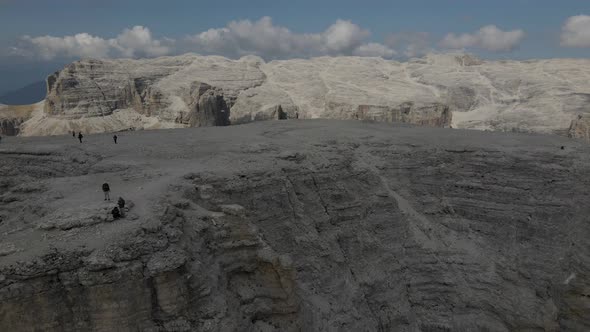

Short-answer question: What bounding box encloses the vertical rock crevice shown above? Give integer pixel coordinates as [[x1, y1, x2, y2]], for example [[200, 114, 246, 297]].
[[186, 83, 231, 127]]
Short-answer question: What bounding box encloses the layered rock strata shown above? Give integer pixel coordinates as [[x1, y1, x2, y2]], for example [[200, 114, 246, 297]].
[[0, 103, 39, 136], [0, 120, 588, 331], [2, 53, 588, 139]]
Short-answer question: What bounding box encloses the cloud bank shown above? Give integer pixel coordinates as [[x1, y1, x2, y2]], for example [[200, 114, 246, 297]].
[[561, 15, 590, 47], [440, 25, 525, 52], [10, 18, 395, 61], [187, 17, 393, 58], [11, 18, 530, 61], [20, 26, 171, 60]]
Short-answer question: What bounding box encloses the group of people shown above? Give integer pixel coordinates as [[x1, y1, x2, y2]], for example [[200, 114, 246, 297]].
[[102, 182, 126, 219], [72, 130, 118, 144], [68, 131, 125, 220], [0, 131, 115, 143]]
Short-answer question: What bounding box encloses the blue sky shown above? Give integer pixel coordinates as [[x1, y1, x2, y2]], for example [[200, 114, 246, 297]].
[[0, 0, 589, 94]]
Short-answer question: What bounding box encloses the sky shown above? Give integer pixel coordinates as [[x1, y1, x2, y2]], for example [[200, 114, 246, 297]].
[[0, 0, 589, 94]]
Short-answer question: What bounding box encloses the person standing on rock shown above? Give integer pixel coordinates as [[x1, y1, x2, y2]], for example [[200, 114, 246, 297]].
[[102, 183, 111, 201], [113, 135, 118, 144], [78, 132, 83, 143], [117, 197, 125, 209], [117, 197, 126, 217]]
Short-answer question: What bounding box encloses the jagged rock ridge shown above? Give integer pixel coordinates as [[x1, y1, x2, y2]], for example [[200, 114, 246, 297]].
[[0, 120, 588, 331]]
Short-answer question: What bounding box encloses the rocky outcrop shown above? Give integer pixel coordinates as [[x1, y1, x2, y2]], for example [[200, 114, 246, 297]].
[[354, 102, 452, 127], [569, 115, 590, 141], [0, 118, 24, 136], [0, 103, 40, 136], [44, 60, 132, 118], [321, 101, 452, 128], [0, 120, 589, 331], [36, 56, 262, 135], [184, 83, 231, 127]]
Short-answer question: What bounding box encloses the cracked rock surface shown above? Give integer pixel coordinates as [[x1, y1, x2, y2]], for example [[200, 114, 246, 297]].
[[0, 120, 589, 331]]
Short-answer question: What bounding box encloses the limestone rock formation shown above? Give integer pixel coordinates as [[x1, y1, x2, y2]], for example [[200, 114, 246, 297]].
[[4, 53, 590, 139], [0, 120, 589, 331], [569, 115, 590, 141], [0, 117, 24, 136], [0, 103, 40, 136]]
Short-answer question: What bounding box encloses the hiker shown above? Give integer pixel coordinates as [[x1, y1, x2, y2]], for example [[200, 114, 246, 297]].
[[111, 206, 121, 219], [72, 130, 76, 137], [102, 182, 111, 201], [113, 135, 118, 144], [117, 197, 126, 216], [117, 197, 125, 209], [78, 132, 83, 143]]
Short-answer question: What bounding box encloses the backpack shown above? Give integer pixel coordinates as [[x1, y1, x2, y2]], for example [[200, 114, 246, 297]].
[[102, 183, 110, 192], [111, 207, 121, 219]]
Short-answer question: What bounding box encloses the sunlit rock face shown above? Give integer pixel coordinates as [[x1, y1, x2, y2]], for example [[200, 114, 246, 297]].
[[569, 115, 590, 141], [0, 120, 589, 331], [0, 103, 39, 136], [3, 53, 590, 139]]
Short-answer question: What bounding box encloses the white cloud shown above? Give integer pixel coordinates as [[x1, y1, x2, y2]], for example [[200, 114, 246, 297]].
[[188, 17, 320, 58], [110, 26, 171, 57], [322, 19, 370, 53], [353, 43, 396, 58], [440, 25, 525, 52], [23, 33, 112, 60], [15, 18, 400, 61], [187, 17, 392, 59], [561, 15, 590, 47], [17, 26, 171, 60]]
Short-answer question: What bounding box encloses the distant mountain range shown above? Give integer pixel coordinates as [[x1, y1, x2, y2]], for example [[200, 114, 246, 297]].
[[0, 53, 589, 141], [0, 80, 46, 105]]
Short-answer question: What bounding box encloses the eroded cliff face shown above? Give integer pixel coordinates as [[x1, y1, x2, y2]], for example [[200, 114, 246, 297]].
[[40, 56, 260, 133], [0, 118, 24, 135], [354, 102, 452, 127], [0, 103, 40, 136], [0, 120, 588, 331], [569, 116, 590, 141], [19, 53, 590, 138]]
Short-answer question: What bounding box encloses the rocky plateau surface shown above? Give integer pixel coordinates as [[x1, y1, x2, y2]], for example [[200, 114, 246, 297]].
[[0, 120, 588, 331], [1, 53, 589, 141]]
